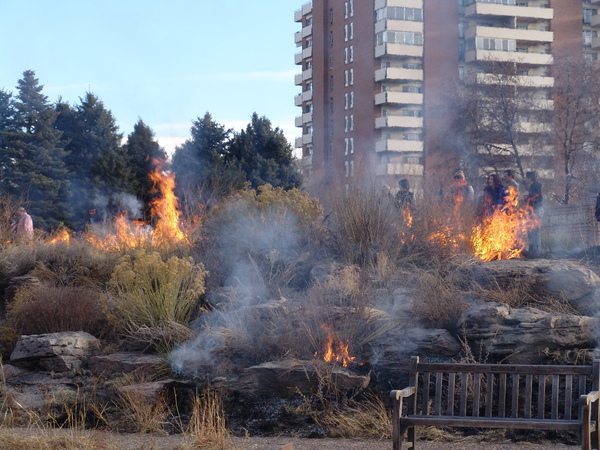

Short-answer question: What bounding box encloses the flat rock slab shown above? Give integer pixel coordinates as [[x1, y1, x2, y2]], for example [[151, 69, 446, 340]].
[[234, 359, 370, 397], [88, 352, 163, 376], [10, 331, 100, 372]]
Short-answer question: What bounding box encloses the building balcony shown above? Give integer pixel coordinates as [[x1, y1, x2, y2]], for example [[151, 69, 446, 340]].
[[295, 25, 313, 45], [294, 2, 313, 22], [295, 68, 313, 85], [375, 67, 423, 82], [375, 19, 423, 34], [376, 138, 424, 153], [518, 121, 552, 134], [294, 90, 313, 106], [374, 0, 423, 9], [375, 43, 423, 59], [294, 47, 313, 65], [295, 133, 313, 148], [465, 25, 553, 43], [294, 112, 313, 127], [375, 115, 423, 129], [473, 73, 554, 88], [465, 3, 553, 21], [375, 91, 423, 106], [591, 14, 600, 28], [592, 37, 600, 49], [465, 49, 553, 65], [376, 162, 424, 176]]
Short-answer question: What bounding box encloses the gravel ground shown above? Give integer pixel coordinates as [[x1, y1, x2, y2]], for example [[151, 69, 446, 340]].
[[1, 428, 579, 449]]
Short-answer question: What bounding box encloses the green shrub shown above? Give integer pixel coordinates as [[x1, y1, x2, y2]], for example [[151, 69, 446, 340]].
[[108, 249, 206, 329]]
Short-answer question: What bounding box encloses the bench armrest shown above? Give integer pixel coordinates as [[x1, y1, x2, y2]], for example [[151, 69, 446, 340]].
[[581, 391, 600, 406], [391, 386, 416, 401]]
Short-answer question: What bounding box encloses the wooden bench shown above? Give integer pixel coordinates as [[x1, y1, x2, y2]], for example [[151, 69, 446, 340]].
[[391, 356, 600, 450]]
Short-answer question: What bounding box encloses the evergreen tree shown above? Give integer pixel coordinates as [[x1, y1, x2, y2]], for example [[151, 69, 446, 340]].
[[0, 89, 15, 155], [57, 92, 129, 228], [171, 112, 244, 211], [123, 119, 167, 220], [226, 113, 301, 190], [0, 70, 70, 230]]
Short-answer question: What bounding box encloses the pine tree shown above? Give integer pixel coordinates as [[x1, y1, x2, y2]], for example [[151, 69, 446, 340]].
[[57, 92, 129, 228], [123, 119, 167, 220], [0, 70, 70, 230], [226, 113, 302, 190]]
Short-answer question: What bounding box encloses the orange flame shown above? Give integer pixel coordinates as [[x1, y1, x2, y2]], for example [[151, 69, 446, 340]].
[[85, 160, 189, 250], [319, 325, 356, 368], [48, 228, 71, 245], [471, 186, 540, 262]]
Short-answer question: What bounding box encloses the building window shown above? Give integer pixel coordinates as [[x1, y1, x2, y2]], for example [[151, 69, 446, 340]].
[[306, 60, 312, 69], [344, 47, 348, 64], [350, 137, 354, 154], [344, 115, 349, 132], [306, 38, 312, 48], [344, 138, 349, 155], [350, 160, 354, 177], [475, 37, 515, 52], [349, 91, 354, 109], [584, 8, 595, 24], [349, 0, 354, 17], [329, 31, 333, 47], [350, 115, 354, 131], [345, 161, 349, 177], [344, 93, 349, 110], [344, 24, 349, 42], [375, 7, 423, 22], [329, 97, 334, 114], [350, 22, 354, 40], [584, 29, 598, 46], [329, 53, 334, 69], [329, 120, 334, 136], [306, 125, 313, 134], [349, 68, 354, 85], [344, 70, 349, 87], [344, 2, 348, 19], [377, 31, 423, 46], [329, 8, 333, 25], [306, 82, 313, 91], [306, 103, 313, 113], [306, 16, 312, 26], [349, 45, 354, 62], [329, 75, 334, 91]]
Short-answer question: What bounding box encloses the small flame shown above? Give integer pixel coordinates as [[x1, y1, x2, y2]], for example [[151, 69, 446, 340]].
[[48, 228, 71, 245], [319, 324, 356, 368]]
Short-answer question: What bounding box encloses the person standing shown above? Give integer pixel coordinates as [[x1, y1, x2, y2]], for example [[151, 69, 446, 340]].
[[449, 170, 475, 205], [524, 171, 543, 255], [482, 174, 508, 217], [16, 207, 34, 241], [396, 179, 414, 212]]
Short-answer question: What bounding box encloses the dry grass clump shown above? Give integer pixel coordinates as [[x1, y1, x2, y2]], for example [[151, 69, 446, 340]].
[[186, 388, 229, 449], [118, 389, 169, 435], [0, 428, 108, 450], [328, 188, 403, 266], [6, 284, 109, 336], [316, 393, 391, 439]]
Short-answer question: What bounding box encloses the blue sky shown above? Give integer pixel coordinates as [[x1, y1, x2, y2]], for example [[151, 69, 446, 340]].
[[0, 0, 302, 155]]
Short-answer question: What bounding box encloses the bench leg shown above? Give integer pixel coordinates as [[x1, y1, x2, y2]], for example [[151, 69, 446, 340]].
[[398, 421, 414, 450]]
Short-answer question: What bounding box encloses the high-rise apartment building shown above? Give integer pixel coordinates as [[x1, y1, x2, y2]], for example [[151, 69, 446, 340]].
[[294, 0, 598, 201]]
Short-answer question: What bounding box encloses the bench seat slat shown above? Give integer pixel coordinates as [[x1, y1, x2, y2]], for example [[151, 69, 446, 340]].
[[402, 416, 590, 431]]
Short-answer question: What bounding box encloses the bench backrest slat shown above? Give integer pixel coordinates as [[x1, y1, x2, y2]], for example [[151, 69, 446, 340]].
[[551, 374, 560, 420], [460, 373, 468, 416], [565, 374, 573, 420], [524, 374, 533, 419], [422, 372, 430, 415], [511, 374, 519, 418], [434, 372, 443, 415], [472, 373, 481, 417], [499, 373, 507, 418], [538, 374, 546, 419], [485, 373, 493, 417], [447, 372, 456, 416]]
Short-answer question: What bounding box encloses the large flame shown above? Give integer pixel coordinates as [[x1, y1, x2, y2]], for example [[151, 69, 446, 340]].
[[319, 324, 356, 368], [471, 186, 540, 262], [84, 160, 189, 250]]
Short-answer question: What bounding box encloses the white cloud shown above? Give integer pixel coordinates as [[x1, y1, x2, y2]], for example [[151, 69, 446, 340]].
[[157, 136, 187, 157]]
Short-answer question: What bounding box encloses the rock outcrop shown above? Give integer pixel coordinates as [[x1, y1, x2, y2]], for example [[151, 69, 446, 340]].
[[458, 302, 599, 363]]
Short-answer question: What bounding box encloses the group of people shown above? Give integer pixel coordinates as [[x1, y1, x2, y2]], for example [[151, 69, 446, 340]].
[[381, 169, 544, 255]]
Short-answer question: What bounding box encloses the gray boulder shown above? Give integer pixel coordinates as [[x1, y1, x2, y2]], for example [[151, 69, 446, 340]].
[[472, 259, 600, 316], [458, 302, 599, 363], [10, 331, 100, 372]]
